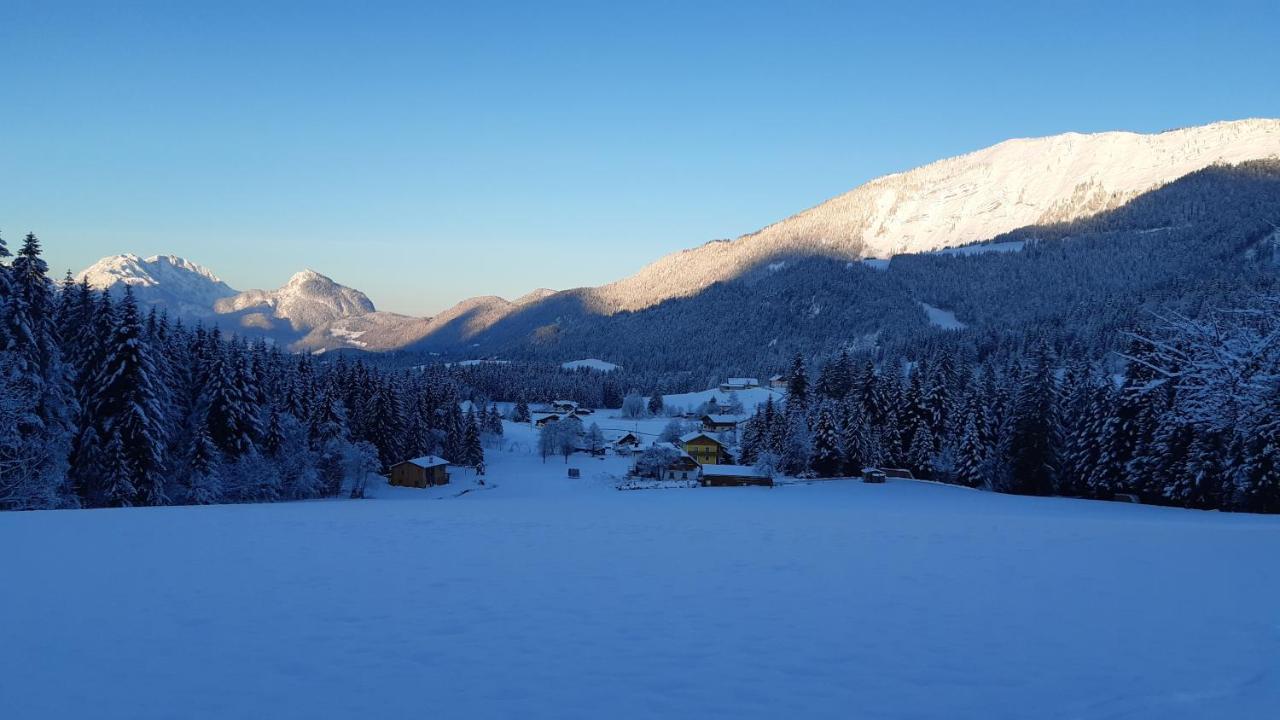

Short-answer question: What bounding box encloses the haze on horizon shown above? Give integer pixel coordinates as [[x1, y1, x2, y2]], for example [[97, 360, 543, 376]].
[[4, 0, 1279, 316]]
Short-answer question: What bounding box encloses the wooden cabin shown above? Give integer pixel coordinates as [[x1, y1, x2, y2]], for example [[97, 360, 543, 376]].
[[388, 456, 450, 488], [701, 464, 772, 487], [718, 377, 760, 392], [769, 374, 787, 389], [862, 467, 887, 484], [533, 412, 561, 428], [550, 400, 580, 413], [701, 414, 743, 433], [664, 454, 702, 481], [680, 432, 729, 465], [612, 432, 643, 449]]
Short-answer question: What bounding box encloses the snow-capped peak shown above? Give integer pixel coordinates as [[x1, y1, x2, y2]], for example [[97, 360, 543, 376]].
[[76, 253, 227, 290], [286, 268, 326, 285], [215, 269, 375, 331], [75, 253, 237, 316]]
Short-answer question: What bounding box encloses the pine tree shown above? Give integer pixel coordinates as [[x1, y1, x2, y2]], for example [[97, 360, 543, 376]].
[[100, 431, 137, 508], [1171, 430, 1225, 510], [462, 409, 484, 467], [486, 404, 504, 435], [1152, 419, 1197, 506], [779, 402, 812, 476], [443, 401, 465, 462], [1229, 428, 1280, 513], [511, 398, 531, 423], [954, 409, 986, 489], [786, 353, 809, 411], [1002, 346, 1058, 496], [185, 416, 224, 505], [262, 406, 285, 457], [204, 343, 259, 458], [2, 233, 74, 507], [738, 409, 765, 466], [647, 390, 664, 416], [839, 398, 872, 475], [67, 288, 115, 503], [810, 403, 843, 477], [94, 286, 168, 506], [1091, 336, 1162, 497], [905, 416, 935, 479], [601, 380, 622, 409]]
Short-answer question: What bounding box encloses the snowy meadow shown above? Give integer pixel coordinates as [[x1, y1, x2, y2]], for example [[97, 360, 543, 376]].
[[4, 431, 1278, 720]]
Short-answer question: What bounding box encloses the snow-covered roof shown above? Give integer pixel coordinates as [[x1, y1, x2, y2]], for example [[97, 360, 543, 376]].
[[702, 414, 745, 424], [551, 399, 579, 407], [723, 378, 759, 386], [679, 431, 724, 445], [701, 464, 768, 477], [401, 455, 449, 469]]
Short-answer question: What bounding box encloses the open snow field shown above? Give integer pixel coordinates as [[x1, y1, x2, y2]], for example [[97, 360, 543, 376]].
[[3, 426, 1279, 719]]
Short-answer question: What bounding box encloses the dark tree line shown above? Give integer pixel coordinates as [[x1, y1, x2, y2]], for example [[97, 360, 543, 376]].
[[737, 302, 1280, 513]]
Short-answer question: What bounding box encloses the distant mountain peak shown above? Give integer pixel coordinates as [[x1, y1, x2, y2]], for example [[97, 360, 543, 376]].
[[515, 288, 557, 305], [287, 268, 327, 283], [215, 269, 375, 332], [76, 253, 236, 316]]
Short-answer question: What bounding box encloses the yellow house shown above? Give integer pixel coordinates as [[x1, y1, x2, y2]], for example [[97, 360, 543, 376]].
[[680, 432, 729, 465]]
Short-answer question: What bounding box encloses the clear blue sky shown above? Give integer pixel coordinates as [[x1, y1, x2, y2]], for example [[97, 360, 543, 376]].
[[3, 0, 1278, 315]]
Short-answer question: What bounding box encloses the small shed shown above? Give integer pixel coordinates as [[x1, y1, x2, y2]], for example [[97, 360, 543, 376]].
[[612, 431, 643, 449], [862, 467, 887, 484], [701, 464, 772, 487], [389, 456, 451, 488]]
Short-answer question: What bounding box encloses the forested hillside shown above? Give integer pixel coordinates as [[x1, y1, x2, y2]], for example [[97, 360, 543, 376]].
[[455, 161, 1279, 377]]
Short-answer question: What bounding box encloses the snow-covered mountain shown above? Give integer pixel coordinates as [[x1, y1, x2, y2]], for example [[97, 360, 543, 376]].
[[214, 269, 376, 332], [398, 118, 1280, 352], [77, 258, 391, 348], [76, 254, 237, 317], [592, 118, 1280, 312]]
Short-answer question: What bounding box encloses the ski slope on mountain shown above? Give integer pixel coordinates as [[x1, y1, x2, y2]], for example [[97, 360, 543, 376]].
[[3, 429, 1277, 719]]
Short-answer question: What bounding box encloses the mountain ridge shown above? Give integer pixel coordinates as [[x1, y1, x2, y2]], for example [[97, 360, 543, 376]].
[[75, 118, 1280, 353]]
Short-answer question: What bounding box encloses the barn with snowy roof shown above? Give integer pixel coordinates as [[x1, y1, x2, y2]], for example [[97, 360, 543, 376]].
[[388, 456, 450, 488]]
